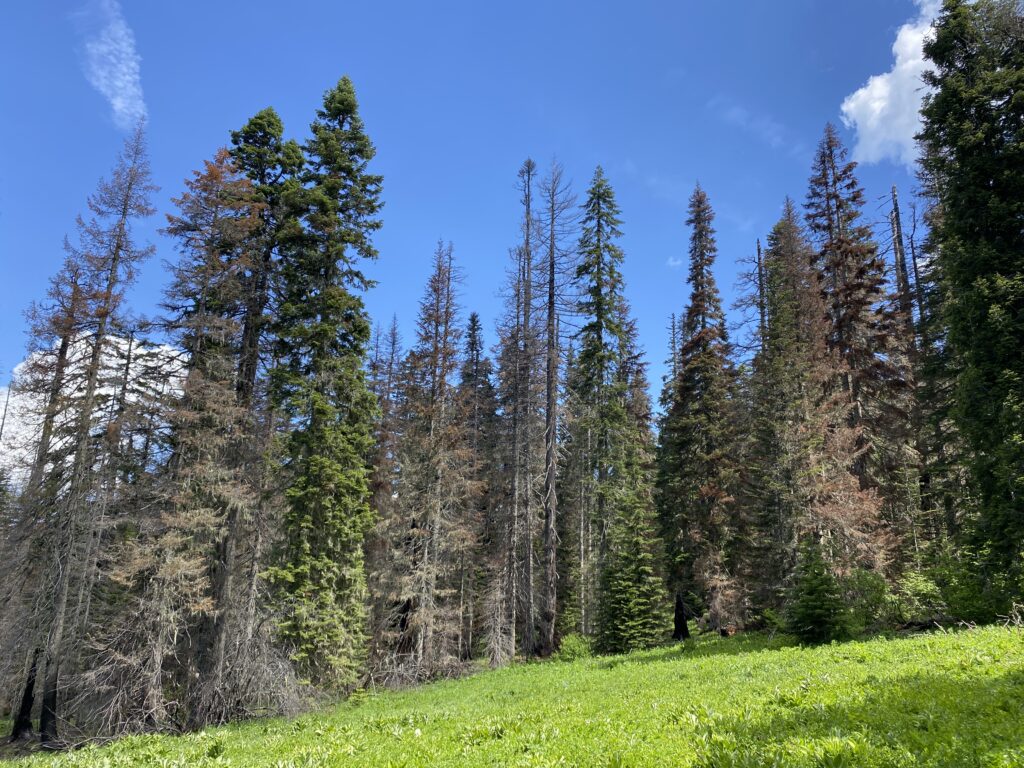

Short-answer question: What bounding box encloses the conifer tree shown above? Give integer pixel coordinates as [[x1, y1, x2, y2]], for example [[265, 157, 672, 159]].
[[537, 161, 575, 657], [455, 312, 501, 660], [741, 200, 885, 611], [229, 108, 303, 406], [7, 125, 157, 744], [595, 332, 664, 653], [918, 0, 1024, 604], [742, 201, 819, 612], [804, 125, 916, 554], [267, 77, 382, 689], [788, 540, 849, 644], [658, 184, 740, 635], [384, 242, 470, 678], [159, 149, 268, 725], [565, 168, 663, 651]]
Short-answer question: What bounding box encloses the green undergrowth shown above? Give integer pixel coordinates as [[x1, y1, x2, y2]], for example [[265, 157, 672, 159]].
[[9, 626, 1024, 767]]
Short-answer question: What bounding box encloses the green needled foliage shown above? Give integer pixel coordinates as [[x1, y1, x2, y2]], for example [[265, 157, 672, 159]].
[[919, 0, 1024, 604], [788, 540, 850, 644], [266, 77, 383, 689], [657, 184, 740, 634], [567, 168, 664, 654], [742, 201, 819, 613]]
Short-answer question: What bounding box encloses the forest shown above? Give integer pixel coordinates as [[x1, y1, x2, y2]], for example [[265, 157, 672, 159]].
[[0, 0, 1021, 751]]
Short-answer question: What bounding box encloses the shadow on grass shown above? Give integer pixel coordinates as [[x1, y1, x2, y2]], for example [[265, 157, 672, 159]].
[[693, 667, 1024, 765], [594, 631, 798, 670]]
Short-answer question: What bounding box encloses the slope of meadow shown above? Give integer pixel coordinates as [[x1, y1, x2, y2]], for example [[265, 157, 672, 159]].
[[9, 626, 1024, 767]]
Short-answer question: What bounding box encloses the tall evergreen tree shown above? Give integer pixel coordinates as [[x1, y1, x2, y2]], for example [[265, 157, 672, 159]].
[[657, 184, 740, 636], [805, 125, 916, 557], [229, 108, 304, 407], [565, 168, 663, 651], [455, 312, 501, 661], [741, 200, 884, 613], [266, 77, 382, 689], [742, 201, 818, 612], [918, 0, 1024, 606], [159, 149, 269, 725]]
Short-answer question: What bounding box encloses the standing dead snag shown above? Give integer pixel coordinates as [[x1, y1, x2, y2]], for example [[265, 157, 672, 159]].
[[7, 123, 157, 746]]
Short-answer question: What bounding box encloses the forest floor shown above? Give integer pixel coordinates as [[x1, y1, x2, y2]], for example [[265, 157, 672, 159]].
[[5, 625, 1024, 767]]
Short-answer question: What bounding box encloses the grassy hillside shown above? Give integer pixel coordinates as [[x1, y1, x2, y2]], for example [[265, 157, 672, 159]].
[[9, 626, 1024, 767]]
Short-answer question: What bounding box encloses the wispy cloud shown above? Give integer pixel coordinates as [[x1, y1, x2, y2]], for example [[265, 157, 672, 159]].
[[840, 0, 940, 169], [705, 95, 810, 162], [666, 256, 684, 269], [78, 0, 147, 129], [707, 95, 786, 150]]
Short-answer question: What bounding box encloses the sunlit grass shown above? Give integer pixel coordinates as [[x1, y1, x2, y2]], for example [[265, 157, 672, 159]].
[[11, 625, 1024, 767]]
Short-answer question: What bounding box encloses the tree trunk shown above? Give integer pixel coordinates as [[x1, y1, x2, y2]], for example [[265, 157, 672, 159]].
[[539, 215, 559, 657], [673, 593, 691, 641], [8, 649, 39, 742]]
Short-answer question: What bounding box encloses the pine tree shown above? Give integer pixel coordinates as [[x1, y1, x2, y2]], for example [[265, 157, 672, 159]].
[[595, 332, 664, 653], [159, 148, 267, 725], [804, 125, 915, 556], [382, 242, 471, 678], [742, 201, 818, 612], [229, 107, 304, 406], [918, 0, 1024, 605], [7, 124, 157, 744], [537, 161, 575, 657], [455, 312, 501, 661], [267, 77, 382, 689], [565, 167, 663, 652], [657, 184, 740, 636], [788, 540, 849, 644], [743, 201, 885, 609]]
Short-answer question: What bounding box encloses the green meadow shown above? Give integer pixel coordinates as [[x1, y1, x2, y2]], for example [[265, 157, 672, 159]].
[[10, 625, 1024, 767]]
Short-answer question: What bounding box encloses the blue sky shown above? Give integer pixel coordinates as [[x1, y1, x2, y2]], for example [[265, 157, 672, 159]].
[[0, 0, 934, 391]]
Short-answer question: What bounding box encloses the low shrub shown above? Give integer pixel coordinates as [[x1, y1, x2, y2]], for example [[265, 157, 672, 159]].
[[554, 633, 594, 661]]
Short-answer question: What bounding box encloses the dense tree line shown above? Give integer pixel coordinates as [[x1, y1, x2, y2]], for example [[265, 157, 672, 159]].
[[1, 0, 1021, 745]]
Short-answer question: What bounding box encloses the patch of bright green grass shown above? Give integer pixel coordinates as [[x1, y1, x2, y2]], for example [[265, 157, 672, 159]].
[[10, 626, 1024, 767]]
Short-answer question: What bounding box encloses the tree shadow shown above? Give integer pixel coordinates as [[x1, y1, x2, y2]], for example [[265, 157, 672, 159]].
[[594, 631, 797, 670], [692, 668, 1024, 765]]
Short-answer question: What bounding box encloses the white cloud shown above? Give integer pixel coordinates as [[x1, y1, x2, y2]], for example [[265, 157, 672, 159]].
[[840, 0, 941, 169], [79, 0, 147, 129]]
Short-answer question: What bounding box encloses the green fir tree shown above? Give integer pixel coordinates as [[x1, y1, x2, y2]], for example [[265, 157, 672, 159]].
[[267, 77, 383, 689], [657, 184, 740, 636], [566, 167, 664, 654]]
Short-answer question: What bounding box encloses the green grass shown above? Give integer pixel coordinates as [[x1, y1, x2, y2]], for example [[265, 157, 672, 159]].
[[9, 626, 1024, 767]]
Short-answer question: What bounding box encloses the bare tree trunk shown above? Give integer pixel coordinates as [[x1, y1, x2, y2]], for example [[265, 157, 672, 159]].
[[890, 186, 917, 351], [41, 171, 132, 746], [236, 245, 273, 407], [756, 239, 767, 348], [26, 282, 81, 492], [539, 168, 562, 656], [518, 160, 536, 655], [9, 649, 39, 742]]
